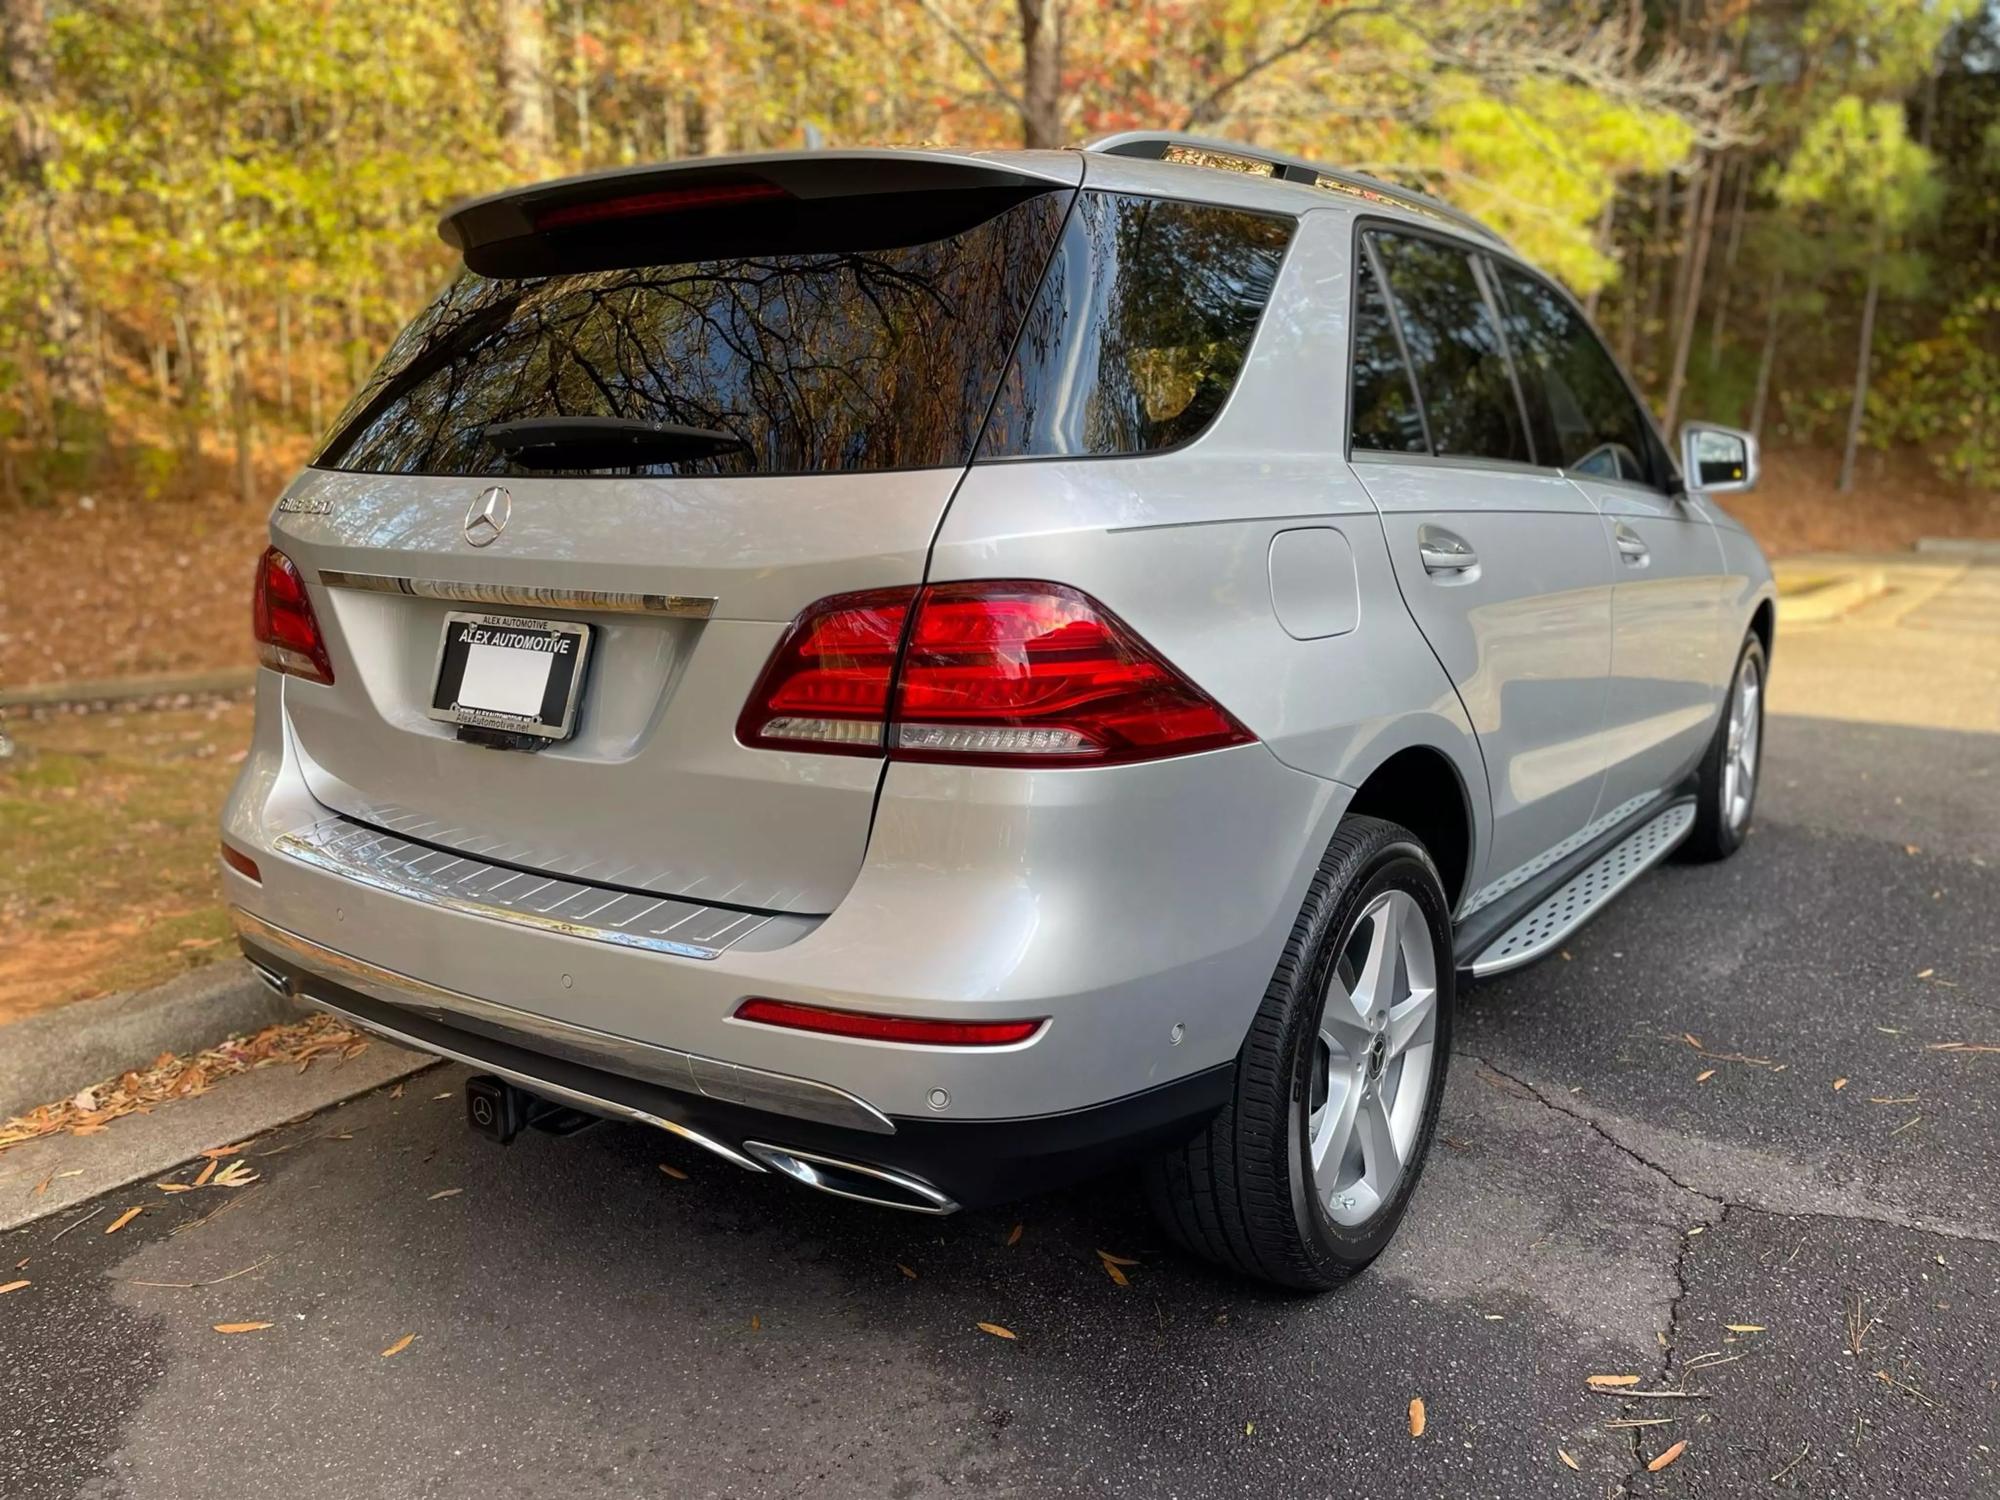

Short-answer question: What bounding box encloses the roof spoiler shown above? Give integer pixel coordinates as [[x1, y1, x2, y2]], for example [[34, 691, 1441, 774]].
[[437, 149, 1080, 277], [1085, 131, 1502, 245]]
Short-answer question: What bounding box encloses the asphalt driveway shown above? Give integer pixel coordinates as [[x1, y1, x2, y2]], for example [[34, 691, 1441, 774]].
[[5, 701, 1997, 1497]]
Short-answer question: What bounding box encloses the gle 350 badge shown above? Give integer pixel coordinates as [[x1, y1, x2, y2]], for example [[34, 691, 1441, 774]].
[[275, 493, 334, 516]]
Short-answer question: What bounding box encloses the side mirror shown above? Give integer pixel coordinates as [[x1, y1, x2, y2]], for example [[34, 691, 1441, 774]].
[[1678, 422, 1758, 496]]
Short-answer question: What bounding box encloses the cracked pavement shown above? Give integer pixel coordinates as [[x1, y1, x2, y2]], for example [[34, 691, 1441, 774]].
[[5, 708, 1998, 1498]]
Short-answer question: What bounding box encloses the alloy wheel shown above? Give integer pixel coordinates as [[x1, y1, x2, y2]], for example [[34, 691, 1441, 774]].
[[1722, 654, 1762, 833], [1302, 889, 1439, 1228]]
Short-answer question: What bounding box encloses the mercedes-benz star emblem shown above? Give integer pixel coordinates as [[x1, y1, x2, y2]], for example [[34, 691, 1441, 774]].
[[463, 485, 511, 548]]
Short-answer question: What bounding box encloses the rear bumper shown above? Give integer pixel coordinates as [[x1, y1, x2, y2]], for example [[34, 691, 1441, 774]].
[[222, 671, 1348, 1123], [238, 915, 1232, 1211]]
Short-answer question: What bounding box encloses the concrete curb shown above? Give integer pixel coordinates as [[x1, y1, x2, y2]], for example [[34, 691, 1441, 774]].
[[0, 961, 300, 1124], [0, 666, 255, 713], [1775, 567, 1886, 625]]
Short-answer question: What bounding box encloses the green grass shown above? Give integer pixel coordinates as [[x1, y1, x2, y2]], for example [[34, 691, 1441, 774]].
[[0, 700, 252, 1022]]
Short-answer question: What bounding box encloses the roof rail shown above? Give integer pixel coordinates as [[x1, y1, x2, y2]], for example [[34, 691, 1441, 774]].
[[1083, 130, 1502, 244]]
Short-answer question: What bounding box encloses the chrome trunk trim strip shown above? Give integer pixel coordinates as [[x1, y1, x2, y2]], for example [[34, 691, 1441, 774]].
[[318, 570, 716, 620], [272, 816, 814, 961], [232, 908, 895, 1135]]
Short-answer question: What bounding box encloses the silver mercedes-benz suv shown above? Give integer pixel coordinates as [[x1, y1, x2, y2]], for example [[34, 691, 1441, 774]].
[[223, 132, 1774, 1289]]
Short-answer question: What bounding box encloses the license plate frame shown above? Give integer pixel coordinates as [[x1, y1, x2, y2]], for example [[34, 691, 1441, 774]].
[[427, 611, 594, 743]]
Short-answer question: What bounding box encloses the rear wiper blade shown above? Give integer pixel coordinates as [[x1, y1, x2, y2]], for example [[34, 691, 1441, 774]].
[[482, 416, 749, 469]]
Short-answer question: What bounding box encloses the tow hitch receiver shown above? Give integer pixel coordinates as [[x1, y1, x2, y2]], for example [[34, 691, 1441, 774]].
[[465, 1074, 599, 1144]]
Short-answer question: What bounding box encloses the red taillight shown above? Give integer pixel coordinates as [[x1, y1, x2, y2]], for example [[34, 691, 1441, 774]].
[[533, 180, 789, 232], [737, 581, 1252, 766], [734, 998, 1044, 1047], [252, 547, 334, 685], [220, 842, 261, 882]]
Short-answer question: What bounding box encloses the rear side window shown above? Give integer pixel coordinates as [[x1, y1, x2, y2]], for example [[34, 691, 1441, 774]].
[[313, 192, 1070, 478], [1369, 231, 1531, 466], [977, 194, 1293, 459], [1489, 264, 1655, 485], [1348, 241, 1427, 453]]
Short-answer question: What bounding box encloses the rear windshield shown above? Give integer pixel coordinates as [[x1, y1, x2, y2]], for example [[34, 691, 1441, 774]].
[[312, 189, 1293, 479], [313, 192, 1070, 478]]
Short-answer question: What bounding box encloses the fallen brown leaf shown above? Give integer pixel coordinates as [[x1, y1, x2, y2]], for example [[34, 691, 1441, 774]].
[[426, 1188, 463, 1201], [897, 1263, 917, 1281], [1557, 1449, 1579, 1471], [0, 1279, 28, 1295], [1648, 1440, 1688, 1472], [192, 1158, 218, 1189], [977, 1321, 1017, 1340], [1683, 1033, 1703, 1049], [1006, 1223, 1023, 1246], [104, 1207, 144, 1235], [1096, 1250, 1140, 1267], [209, 1160, 258, 1188], [658, 1163, 688, 1181], [1587, 1374, 1642, 1388], [1833, 1078, 1849, 1091], [155, 1182, 194, 1194], [748, 1313, 761, 1332], [1102, 1259, 1130, 1287], [1408, 1397, 1426, 1438], [32, 1172, 52, 1196], [1696, 1069, 1716, 1084], [381, 1334, 415, 1358], [212, 1321, 273, 1334], [1725, 1323, 1765, 1333]]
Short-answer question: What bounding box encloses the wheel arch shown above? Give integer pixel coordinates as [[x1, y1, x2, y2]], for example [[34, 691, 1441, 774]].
[[1342, 744, 1476, 914], [1749, 595, 1775, 663]]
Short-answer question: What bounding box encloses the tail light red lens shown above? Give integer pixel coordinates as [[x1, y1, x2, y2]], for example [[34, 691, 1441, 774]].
[[252, 547, 335, 685], [738, 580, 1252, 766], [734, 998, 1045, 1047]]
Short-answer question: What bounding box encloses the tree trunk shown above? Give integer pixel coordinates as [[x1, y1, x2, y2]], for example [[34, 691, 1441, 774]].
[[1748, 265, 1783, 440], [497, 0, 552, 162], [277, 295, 293, 418], [1837, 237, 1884, 495], [3, 0, 101, 433], [1707, 155, 1751, 366], [570, 0, 589, 159], [1663, 162, 1723, 434], [1584, 190, 1616, 321], [1017, 0, 1063, 149]]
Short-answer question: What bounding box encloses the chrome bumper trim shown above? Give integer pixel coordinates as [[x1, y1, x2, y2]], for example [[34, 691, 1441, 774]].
[[306, 990, 767, 1175], [318, 569, 716, 620], [272, 816, 815, 962], [232, 909, 895, 1135]]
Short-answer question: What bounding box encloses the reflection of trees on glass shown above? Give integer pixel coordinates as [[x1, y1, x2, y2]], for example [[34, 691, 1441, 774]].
[[1488, 266, 1652, 483], [1370, 232, 1530, 466], [316, 194, 1066, 478], [980, 194, 1292, 459], [1350, 245, 1427, 454]]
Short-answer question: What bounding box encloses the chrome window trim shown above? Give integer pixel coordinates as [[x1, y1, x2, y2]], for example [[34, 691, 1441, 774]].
[[233, 908, 895, 1136], [318, 569, 716, 620]]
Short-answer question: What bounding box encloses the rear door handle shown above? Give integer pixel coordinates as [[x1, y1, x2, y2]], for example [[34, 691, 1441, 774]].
[[1613, 523, 1650, 566], [1417, 525, 1479, 575]]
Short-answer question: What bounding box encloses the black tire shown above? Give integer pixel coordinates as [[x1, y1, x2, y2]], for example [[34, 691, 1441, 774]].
[[1142, 815, 1455, 1291], [1679, 632, 1766, 863]]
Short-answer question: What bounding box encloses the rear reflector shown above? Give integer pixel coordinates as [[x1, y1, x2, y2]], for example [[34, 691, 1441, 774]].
[[252, 547, 335, 685], [734, 998, 1044, 1047], [737, 581, 1252, 766], [533, 180, 789, 232], [220, 842, 261, 882]]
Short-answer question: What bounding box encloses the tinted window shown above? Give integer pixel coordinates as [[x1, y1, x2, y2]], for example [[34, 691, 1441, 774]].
[[314, 192, 1069, 477], [978, 194, 1292, 458], [1370, 232, 1531, 465], [1348, 241, 1427, 453], [1490, 264, 1654, 485]]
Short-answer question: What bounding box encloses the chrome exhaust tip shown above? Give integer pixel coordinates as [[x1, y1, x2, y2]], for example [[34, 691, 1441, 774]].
[[742, 1141, 958, 1216], [246, 958, 292, 996]]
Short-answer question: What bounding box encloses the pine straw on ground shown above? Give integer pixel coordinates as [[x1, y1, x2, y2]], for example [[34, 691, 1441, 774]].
[[0, 1013, 369, 1152]]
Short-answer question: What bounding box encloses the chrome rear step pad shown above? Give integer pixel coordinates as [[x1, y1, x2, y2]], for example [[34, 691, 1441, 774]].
[[1467, 800, 1696, 977]]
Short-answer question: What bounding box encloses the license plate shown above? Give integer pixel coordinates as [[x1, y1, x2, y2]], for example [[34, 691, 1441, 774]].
[[427, 612, 593, 742]]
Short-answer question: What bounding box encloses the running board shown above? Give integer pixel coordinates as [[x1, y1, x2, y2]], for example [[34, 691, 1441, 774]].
[[1466, 800, 1696, 977]]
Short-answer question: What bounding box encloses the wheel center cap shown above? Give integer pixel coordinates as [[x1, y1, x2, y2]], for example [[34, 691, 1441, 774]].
[[1366, 1034, 1388, 1080]]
